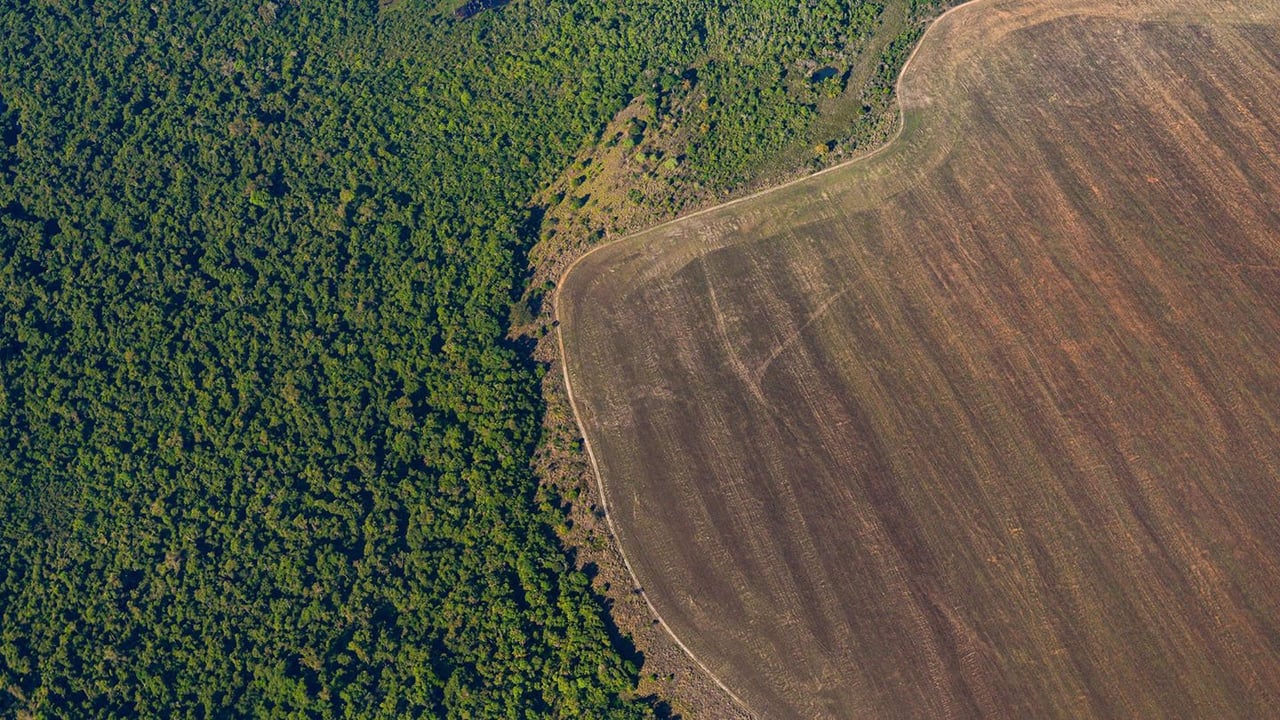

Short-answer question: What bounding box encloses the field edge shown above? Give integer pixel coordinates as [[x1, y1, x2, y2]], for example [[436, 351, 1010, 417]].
[[550, 0, 988, 714]]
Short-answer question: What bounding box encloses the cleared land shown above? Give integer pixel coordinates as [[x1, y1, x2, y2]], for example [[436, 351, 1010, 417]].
[[557, 0, 1280, 717]]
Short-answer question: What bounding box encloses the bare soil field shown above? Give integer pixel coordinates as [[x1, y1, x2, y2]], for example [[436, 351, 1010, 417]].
[[557, 0, 1280, 717]]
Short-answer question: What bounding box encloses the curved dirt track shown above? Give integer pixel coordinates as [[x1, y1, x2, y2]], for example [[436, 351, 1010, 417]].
[[558, 0, 1280, 717]]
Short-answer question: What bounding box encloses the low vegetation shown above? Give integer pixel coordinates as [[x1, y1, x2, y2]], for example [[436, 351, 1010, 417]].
[[528, 0, 953, 289]]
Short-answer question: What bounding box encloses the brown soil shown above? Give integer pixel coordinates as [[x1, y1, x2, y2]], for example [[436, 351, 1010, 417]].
[[557, 0, 1280, 717]]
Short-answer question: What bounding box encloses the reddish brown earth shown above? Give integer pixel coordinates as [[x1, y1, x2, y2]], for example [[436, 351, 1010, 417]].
[[557, 0, 1280, 717]]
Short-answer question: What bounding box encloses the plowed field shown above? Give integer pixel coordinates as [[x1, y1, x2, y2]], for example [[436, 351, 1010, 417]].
[[558, 0, 1280, 717]]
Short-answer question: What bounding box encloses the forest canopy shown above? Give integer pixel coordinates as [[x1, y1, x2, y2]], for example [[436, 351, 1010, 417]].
[[0, 0, 942, 716]]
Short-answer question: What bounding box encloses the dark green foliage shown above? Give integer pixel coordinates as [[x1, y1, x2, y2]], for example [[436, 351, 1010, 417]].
[[0, 0, 926, 716], [0, 1, 660, 716], [678, 0, 886, 185]]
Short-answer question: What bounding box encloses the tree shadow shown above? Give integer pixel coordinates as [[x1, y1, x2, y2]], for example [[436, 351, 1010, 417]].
[[638, 695, 678, 719], [454, 0, 510, 21]]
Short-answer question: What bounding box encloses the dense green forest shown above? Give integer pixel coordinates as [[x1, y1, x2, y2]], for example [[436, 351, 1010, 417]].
[[0, 0, 944, 716]]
